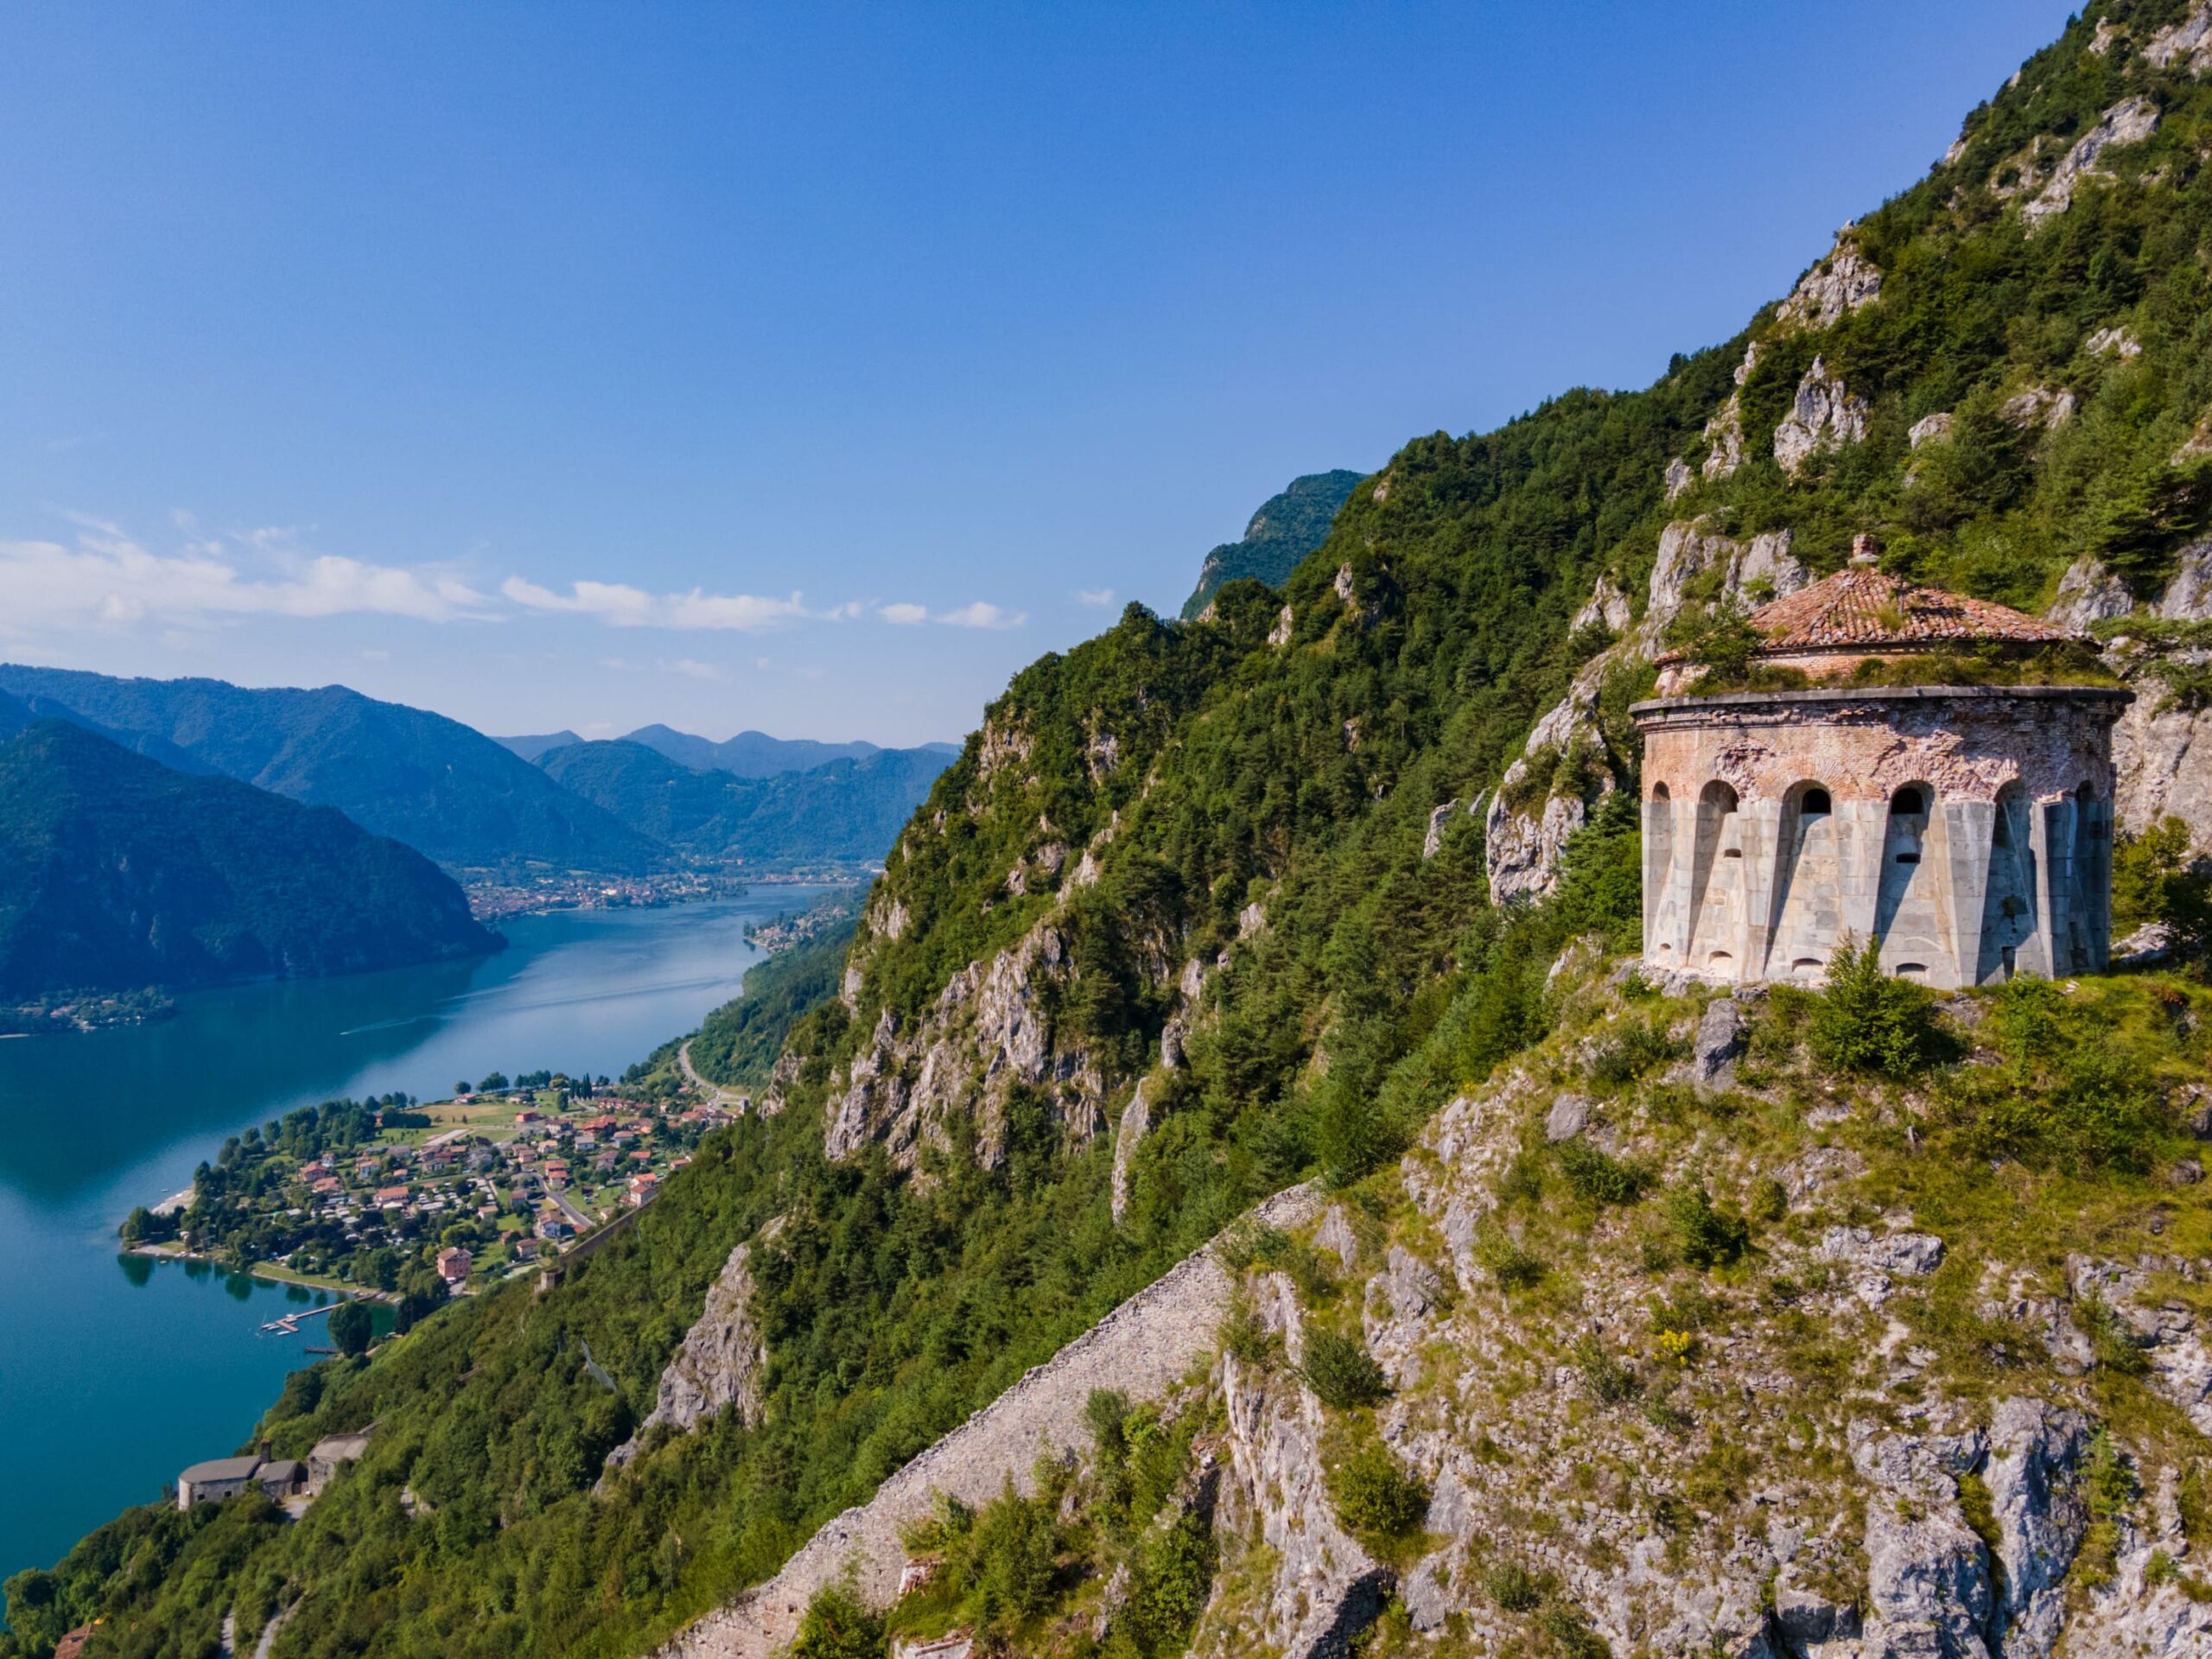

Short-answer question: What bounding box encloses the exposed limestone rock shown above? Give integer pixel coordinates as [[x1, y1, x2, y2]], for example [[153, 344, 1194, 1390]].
[[1109, 1081, 1152, 1224], [1820, 1224, 1947, 1278], [1774, 355, 1870, 476], [760, 1049, 800, 1117], [2149, 3, 2212, 73], [2069, 1255, 2212, 1435], [1314, 1205, 1359, 1271], [1985, 1398, 2091, 1659], [976, 715, 1034, 781], [1486, 522, 1807, 901], [2092, 16, 2125, 56], [2050, 556, 2134, 630], [1421, 798, 1475, 859], [1850, 1423, 1996, 1659], [868, 895, 911, 940], [1362, 1246, 1440, 1386], [842, 964, 863, 1012], [1702, 392, 1746, 480], [601, 1236, 770, 1481], [1663, 455, 1694, 500], [826, 916, 1108, 1167], [1571, 575, 1633, 636], [2088, 323, 2144, 359], [1543, 1091, 1591, 1143], [1218, 1275, 1389, 1659], [1333, 563, 1357, 606], [1268, 604, 1294, 647], [1910, 410, 1955, 448], [2023, 97, 2159, 229], [1237, 901, 1268, 939], [2160, 541, 2212, 620], [2112, 683, 2212, 854], [2002, 383, 2079, 430], [1690, 996, 1748, 1093], [1084, 730, 1120, 783], [1776, 229, 1884, 333]]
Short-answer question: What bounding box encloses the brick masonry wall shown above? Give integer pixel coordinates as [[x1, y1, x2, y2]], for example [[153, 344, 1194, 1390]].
[[651, 1182, 1323, 1659]]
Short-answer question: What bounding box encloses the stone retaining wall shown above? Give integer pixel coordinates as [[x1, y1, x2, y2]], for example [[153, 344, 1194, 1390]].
[[652, 1182, 1322, 1659]]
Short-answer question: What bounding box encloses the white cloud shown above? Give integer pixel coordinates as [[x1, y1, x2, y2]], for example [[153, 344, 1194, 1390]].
[[878, 601, 929, 626], [501, 576, 812, 632], [360, 648, 391, 663], [0, 518, 494, 635], [668, 658, 722, 681], [1076, 588, 1116, 607], [938, 601, 1027, 630]]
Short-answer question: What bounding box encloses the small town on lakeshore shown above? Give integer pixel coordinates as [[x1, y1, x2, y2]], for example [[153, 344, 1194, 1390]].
[[123, 1063, 749, 1336]]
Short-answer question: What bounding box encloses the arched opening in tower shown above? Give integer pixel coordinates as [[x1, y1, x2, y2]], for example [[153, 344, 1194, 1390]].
[[1977, 780, 2037, 983], [1875, 782, 1947, 983], [1685, 779, 1743, 975], [1768, 780, 1840, 978], [1644, 782, 1678, 962]]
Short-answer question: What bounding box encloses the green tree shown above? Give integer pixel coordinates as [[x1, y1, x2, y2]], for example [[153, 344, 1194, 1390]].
[[1808, 937, 1942, 1077], [327, 1300, 372, 1358], [789, 1583, 884, 1659]]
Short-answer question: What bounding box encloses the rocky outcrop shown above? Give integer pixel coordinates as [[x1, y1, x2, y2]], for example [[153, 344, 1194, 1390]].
[[1774, 355, 1871, 476], [651, 1185, 1323, 1659], [826, 915, 1115, 1167], [1109, 1080, 1152, 1224], [2159, 542, 2212, 621], [1776, 230, 1884, 333], [2050, 556, 2133, 630], [601, 1235, 771, 1482], [1689, 996, 1747, 1093], [1702, 393, 1746, 481], [1484, 522, 1807, 900], [1216, 1274, 1388, 1659], [2087, 324, 2143, 359], [1910, 410, 1955, 448], [1985, 1399, 2092, 1659], [2069, 1255, 2212, 1436], [2149, 3, 2212, 74], [2023, 97, 2159, 230], [2001, 384, 2078, 431]]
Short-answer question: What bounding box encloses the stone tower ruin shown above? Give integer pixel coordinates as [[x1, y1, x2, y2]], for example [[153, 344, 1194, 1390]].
[[1630, 543, 2132, 988]]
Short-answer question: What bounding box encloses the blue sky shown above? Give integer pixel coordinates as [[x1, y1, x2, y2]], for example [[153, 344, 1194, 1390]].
[[0, 2, 2077, 747]]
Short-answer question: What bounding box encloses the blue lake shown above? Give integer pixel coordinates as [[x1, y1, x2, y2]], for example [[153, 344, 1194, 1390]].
[[0, 890, 817, 1592]]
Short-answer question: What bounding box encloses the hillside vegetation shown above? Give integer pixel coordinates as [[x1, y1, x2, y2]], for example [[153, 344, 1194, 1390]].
[[0, 721, 497, 1000], [537, 741, 950, 867], [1179, 471, 1365, 620], [0, 667, 663, 877], [18, 4, 2212, 1656]]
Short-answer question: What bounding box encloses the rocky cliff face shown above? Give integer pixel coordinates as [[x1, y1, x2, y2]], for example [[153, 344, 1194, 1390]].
[[601, 1232, 772, 1482], [1484, 518, 1808, 902], [1184, 957, 2212, 1659]]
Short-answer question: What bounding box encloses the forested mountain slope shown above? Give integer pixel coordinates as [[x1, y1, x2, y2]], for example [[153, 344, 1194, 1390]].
[[0, 668, 662, 876], [18, 6, 2212, 1657], [619, 726, 956, 779], [1179, 469, 1365, 620], [0, 721, 497, 998], [537, 741, 950, 865]]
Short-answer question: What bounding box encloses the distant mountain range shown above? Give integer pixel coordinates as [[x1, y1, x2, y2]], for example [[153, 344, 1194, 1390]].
[[500, 723, 957, 779], [493, 730, 584, 764], [1179, 470, 1365, 620], [0, 667, 661, 876], [536, 740, 950, 864], [0, 717, 497, 1000]]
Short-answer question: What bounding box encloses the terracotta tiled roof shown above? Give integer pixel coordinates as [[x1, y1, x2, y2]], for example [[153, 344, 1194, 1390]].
[[1743, 567, 2075, 653]]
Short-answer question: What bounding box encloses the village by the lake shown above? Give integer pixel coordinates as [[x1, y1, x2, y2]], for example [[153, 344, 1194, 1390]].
[[124, 1071, 744, 1310]]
